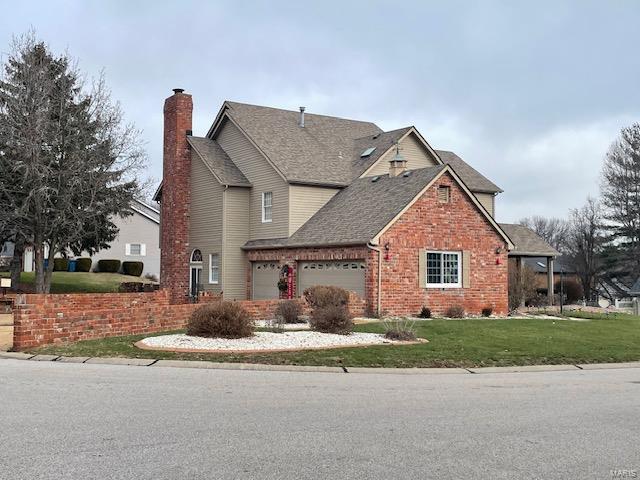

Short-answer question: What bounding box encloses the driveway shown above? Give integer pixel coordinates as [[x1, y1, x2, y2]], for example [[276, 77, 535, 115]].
[[0, 359, 638, 480]]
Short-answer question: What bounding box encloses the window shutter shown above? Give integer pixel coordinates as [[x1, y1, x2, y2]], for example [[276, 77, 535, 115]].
[[125, 243, 131, 255], [140, 244, 146, 256], [418, 250, 426, 288], [462, 251, 470, 288]]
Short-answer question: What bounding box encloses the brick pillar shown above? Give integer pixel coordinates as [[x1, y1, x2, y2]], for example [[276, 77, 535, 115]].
[[160, 89, 193, 304]]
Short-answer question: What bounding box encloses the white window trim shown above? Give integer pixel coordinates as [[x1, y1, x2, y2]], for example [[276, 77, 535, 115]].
[[262, 191, 273, 223], [209, 253, 220, 284], [125, 243, 146, 256], [425, 250, 462, 289]]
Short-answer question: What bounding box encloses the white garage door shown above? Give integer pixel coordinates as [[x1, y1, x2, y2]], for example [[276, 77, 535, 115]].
[[298, 261, 365, 297], [252, 262, 281, 300]]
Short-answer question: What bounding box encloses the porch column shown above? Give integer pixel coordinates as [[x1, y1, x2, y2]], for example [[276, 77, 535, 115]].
[[547, 257, 554, 306], [515, 257, 525, 307]]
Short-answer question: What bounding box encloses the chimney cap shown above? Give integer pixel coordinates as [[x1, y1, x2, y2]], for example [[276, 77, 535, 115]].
[[173, 88, 185, 94]]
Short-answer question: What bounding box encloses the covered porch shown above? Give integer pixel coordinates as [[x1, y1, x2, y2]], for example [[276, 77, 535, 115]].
[[499, 224, 560, 306]]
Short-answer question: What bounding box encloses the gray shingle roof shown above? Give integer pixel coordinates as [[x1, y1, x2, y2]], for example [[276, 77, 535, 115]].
[[500, 223, 560, 257], [630, 276, 640, 296], [352, 127, 413, 177], [524, 255, 576, 273], [187, 136, 251, 187], [224, 102, 380, 186], [436, 150, 502, 193], [221, 102, 501, 194], [244, 166, 446, 249]]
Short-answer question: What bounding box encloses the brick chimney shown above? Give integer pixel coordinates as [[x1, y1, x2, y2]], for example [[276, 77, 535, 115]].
[[160, 88, 192, 303]]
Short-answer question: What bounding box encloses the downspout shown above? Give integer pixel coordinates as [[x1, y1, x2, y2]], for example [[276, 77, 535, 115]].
[[367, 242, 382, 316]]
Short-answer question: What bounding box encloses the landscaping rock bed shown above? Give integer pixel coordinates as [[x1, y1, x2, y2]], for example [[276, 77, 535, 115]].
[[253, 320, 310, 330], [136, 331, 424, 353]]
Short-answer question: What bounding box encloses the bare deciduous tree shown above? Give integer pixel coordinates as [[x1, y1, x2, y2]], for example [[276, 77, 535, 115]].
[[0, 33, 146, 292], [519, 215, 570, 253], [601, 123, 640, 272], [566, 197, 605, 302]]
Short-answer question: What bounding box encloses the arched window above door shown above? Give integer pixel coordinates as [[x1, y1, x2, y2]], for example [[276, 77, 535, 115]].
[[191, 249, 203, 263]]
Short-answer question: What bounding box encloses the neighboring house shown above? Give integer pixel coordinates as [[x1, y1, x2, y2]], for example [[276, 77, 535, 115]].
[[86, 199, 161, 278], [156, 89, 557, 315], [523, 255, 578, 292], [597, 275, 637, 309], [0, 242, 13, 270], [5, 199, 160, 278]]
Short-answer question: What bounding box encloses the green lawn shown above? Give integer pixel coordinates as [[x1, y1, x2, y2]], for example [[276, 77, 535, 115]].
[[26, 312, 640, 368], [0, 271, 156, 293]]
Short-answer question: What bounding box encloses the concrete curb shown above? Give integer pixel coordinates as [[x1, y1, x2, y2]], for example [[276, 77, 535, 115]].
[[2, 351, 640, 375]]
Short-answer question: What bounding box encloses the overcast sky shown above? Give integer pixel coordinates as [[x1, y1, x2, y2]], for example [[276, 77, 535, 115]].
[[2, 0, 638, 222]]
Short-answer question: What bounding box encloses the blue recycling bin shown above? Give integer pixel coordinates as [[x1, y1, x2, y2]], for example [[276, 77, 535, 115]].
[[68, 259, 77, 272], [43, 259, 48, 269]]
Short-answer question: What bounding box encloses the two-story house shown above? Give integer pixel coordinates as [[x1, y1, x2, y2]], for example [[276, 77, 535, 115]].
[[156, 89, 558, 315]]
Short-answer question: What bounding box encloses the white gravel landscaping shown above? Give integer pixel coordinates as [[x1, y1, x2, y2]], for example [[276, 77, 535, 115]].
[[253, 320, 310, 330], [137, 331, 419, 353]]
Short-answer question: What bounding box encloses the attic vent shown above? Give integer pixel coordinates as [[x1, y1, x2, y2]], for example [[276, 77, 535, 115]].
[[402, 170, 412, 178], [372, 133, 380, 139], [437, 185, 451, 203], [361, 147, 376, 157], [371, 176, 380, 182]]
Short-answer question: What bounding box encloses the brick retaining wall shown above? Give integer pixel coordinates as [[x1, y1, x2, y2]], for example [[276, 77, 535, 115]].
[[12, 290, 366, 350]]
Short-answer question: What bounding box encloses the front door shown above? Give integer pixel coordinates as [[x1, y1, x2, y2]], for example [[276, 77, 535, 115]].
[[190, 266, 202, 298]]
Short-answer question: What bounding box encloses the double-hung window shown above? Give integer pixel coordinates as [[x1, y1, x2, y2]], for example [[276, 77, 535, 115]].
[[262, 192, 273, 223], [126, 243, 146, 256], [426, 251, 461, 288], [209, 254, 219, 284]]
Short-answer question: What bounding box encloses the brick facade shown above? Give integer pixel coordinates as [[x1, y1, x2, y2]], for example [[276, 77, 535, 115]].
[[246, 173, 508, 316], [160, 90, 193, 304], [376, 172, 508, 315]]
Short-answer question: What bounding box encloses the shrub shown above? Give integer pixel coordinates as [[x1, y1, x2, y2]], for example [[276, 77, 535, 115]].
[[275, 300, 304, 324], [418, 306, 431, 318], [508, 265, 538, 311], [527, 294, 548, 307], [98, 259, 121, 273], [556, 278, 583, 304], [303, 285, 349, 309], [309, 305, 352, 335], [122, 261, 144, 277], [76, 258, 92, 272], [53, 258, 69, 272], [481, 306, 493, 317], [382, 316, 417, 341], [118, 282, 145, 293], [445, 305, 465, 318], [144, 273, 159, 283], [187, 302, 254, 339]]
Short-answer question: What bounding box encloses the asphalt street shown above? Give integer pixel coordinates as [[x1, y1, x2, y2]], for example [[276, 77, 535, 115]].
[[0, 359, 638, 479]]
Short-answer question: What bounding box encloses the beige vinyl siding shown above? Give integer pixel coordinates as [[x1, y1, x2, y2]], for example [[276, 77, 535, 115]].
[[222, 187, 250, 299], [215, 118, 289, 240], [475, 192, 495, 217], [363, 132, 438, 177], [288, 185, 339, 235], [189, 155, 223, 294]]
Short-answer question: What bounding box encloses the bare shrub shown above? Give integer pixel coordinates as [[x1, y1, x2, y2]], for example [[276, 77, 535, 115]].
[[303, 285, 349, 309], [418, 306, 431, 318], [309, 305, 353, 335], [556, 278, 583, 304], [382, 316, 417, 341], [508, 265, 538, 311], [275, 300, 304, 324], [445, 305, 465, 318], [187, 302, 253, 339]]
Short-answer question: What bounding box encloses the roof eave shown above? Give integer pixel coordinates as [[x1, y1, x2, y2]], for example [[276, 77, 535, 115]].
[[242, 240, 368, 251]]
